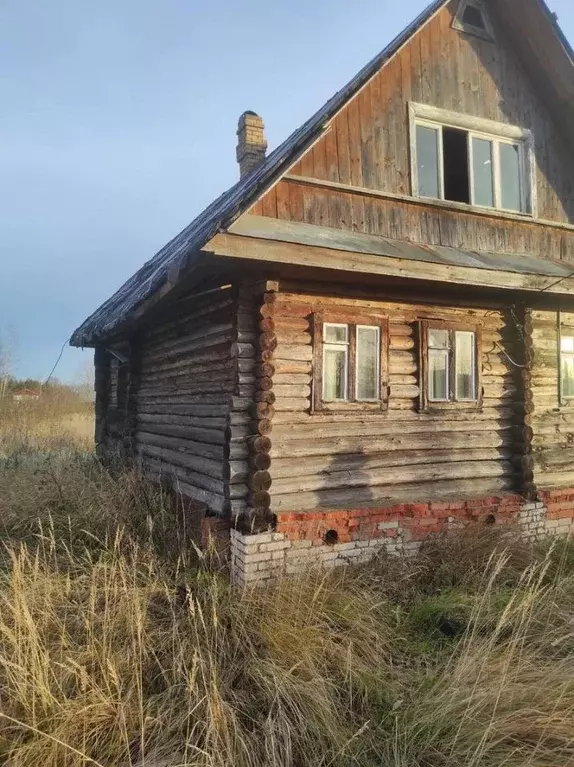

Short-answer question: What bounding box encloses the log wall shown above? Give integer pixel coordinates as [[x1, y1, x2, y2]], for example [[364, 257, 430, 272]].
[[133, 285, 247, 515], [530, 310, 574, 489], [268, 283, 523, 513]]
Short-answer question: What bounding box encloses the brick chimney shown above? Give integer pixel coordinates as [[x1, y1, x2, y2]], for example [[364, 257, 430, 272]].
[[236, 111, 267, 178]]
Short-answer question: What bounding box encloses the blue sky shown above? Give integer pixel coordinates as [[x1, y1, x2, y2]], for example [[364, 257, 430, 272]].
[[1, 0, 573, 382]]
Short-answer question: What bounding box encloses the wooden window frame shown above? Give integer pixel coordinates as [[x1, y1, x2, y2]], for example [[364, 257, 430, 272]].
[[409, 103, 536, 218], [419, 319, 483, 413], [312, 312, 389, 413], [558, 312, 574, 406]]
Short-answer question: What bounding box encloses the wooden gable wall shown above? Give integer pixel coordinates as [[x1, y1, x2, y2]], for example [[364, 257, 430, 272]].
[[251, 0, 574, 260]]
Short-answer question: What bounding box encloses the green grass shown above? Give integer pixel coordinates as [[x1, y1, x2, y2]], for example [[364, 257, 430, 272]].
[[0, 421, 574, 765]]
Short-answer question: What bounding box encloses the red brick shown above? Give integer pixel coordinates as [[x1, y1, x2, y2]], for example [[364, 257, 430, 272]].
[[430, 502, 450, 512]]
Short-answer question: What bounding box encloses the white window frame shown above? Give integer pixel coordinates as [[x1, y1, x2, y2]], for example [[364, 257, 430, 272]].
[[452, 0, 495, 42], [322, 322, 349, 402], [409, 103, 536, 218], [355, 324, 381, 402]]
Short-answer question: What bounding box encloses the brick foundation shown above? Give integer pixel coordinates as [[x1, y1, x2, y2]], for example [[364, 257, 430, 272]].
[[229, 492, 574, 586]]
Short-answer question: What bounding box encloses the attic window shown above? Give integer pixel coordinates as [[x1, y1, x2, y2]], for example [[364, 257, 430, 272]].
[[409, 103, 535, 216], [453, 0, 494, 41]]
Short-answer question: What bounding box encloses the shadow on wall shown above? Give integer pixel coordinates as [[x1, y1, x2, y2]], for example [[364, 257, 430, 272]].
[[316, 449, 375, 540]]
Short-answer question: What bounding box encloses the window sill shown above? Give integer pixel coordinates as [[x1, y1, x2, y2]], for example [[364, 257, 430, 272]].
[[421, 402, 483, 414], [416, 195, 533, 220], [314, 402, 387, 415]]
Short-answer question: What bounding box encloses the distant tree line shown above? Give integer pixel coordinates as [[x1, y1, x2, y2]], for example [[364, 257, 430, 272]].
[[0, 377, 94, 403]]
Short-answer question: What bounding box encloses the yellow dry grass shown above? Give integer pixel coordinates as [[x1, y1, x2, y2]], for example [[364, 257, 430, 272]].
[[0, 403, 573, 765]]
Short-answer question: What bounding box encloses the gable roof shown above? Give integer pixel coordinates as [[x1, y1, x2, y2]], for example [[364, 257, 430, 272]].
[[71, 0, 574, 347]]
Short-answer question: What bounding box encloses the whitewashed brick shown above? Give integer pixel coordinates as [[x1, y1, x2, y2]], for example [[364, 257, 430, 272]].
[[259, 541, 290, 553]]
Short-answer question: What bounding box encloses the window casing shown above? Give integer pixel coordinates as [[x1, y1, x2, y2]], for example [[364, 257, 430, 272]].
[[313, 314, 389, 412], [452, 0, 495, 41], [420, 320, 482, 411], [559, 314, 574, 405], [409, 103, 535, 216]]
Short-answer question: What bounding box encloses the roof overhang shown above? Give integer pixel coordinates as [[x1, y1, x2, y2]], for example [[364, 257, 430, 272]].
[[202, 215, 574, 297]]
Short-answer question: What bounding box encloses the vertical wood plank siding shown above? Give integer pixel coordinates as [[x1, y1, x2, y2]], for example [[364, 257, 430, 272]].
[[530, 310, 574, 489], [255, 0, 574, 244], [268, 284, 520, 512], [133, 287, 243, 515]]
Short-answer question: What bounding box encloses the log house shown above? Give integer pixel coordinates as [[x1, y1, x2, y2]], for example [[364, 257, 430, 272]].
[[72, 0, 574, 582]]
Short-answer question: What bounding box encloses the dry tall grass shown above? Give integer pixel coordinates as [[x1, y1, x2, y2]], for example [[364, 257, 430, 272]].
[[0, 404, 574, 765]]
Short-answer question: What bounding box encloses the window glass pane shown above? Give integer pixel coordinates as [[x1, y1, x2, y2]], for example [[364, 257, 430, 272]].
[[455, 331, 476, 400], [562, 336, 574, 354], [324, 324, 348, 344], [499, 142, 522, 212], [462, 3, 486, 29], [356, 326, 380, 400], [416, 125, 440, 199], [323, 348, 347, 401], [562, 355, 574, 398], [472, 138, 494, 207], [429, 349, 449, 401], [443, 128, 470, 204], [428, 328, 449, 349]]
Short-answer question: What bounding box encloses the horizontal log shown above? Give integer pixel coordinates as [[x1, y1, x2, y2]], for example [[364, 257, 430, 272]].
[[273, 359, 312, 375], [270, 431, 510, 459], [273, 384, 311, 398], [136, 443, 224, 480], [262, 317, 310, 334], [136, 422, 226, 446], [138, 380, 235, 397], [229, 442, 248, 460], [136, 431, 224, 460], [389, 384, 419, 400], [389, 336, 415, 351], [274, 397, 310, 412], [138, 404, 229, 417], [140, 456, 227, 497], [137, 413, 227, 429], [273, 373, 311, 386], [272, 447, 512, 479], [275, 331, 311, 346], [272, 446, 513, 481], [272, 416, 513, 439], [139, 346, 232, 375], [143, 329, 235, 365], [535, 470, 574, 489], [231, 342, 255, 358], [270, 477, 516, 513], [271, 406, 516, 426], [274, 345, 313, 362], [270, 460, 513, 495]]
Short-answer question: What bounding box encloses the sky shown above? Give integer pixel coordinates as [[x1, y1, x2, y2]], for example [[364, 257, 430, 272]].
[[1, 0, 573, 382]]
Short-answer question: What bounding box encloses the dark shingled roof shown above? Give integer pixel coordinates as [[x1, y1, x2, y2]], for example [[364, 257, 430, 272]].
[[71, 0, 574, 347], [70, 0, 445, 346]]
